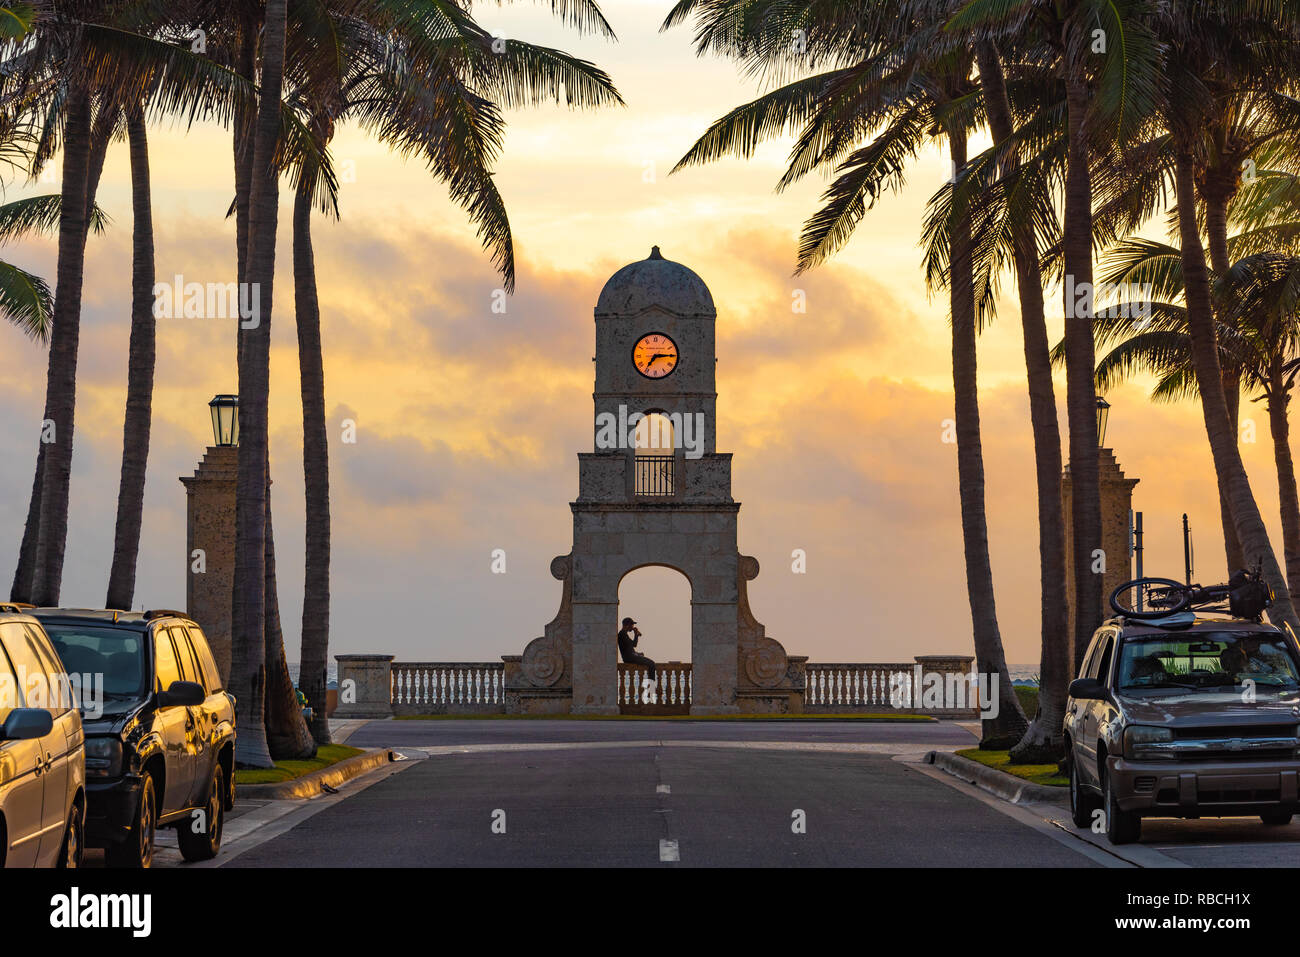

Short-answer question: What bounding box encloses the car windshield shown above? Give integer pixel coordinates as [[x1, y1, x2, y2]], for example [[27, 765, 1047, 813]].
[[1117, 631, 1300, 692], [42, 623, 149, 710]]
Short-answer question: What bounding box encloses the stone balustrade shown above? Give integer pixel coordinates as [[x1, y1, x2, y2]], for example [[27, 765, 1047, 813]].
[[335, 653, 979, 718]]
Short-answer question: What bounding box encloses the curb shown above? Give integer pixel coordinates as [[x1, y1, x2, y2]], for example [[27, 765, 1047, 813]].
[[239, 748, 395, 801], [925, 750, 1068, 807]]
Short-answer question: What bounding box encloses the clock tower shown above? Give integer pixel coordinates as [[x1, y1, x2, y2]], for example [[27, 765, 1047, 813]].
[[508, 247, 802, 714]]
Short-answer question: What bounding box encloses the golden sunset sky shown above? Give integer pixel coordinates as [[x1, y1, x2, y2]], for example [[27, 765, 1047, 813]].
[[0, 0, 1286, 668]]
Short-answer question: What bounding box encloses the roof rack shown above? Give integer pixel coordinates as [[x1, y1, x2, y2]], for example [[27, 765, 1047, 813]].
[[0, 602, 33, 613], [144, 609, 190, 621]]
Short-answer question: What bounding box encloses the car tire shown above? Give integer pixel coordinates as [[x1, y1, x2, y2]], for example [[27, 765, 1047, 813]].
[[57, 803, 83, 869], [1103, 765, 1141, 845], [1068, 747, 1099, 828], [106, 771, 156, 868], [177, 765, 225, 862], [1261, 811, 1293, 826]]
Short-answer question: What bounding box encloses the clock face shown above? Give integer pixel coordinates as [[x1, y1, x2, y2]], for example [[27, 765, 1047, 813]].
[[632, 332, 679, 379]]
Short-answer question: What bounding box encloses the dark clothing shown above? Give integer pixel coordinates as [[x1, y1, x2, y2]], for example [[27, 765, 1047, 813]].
[[617, 627, 656, 680]]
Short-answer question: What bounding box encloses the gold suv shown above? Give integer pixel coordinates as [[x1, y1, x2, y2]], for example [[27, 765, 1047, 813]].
[[0, 607, 86, 867]]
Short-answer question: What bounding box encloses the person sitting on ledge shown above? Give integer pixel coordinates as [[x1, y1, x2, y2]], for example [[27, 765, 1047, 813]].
[[617, 617, 657, 680]]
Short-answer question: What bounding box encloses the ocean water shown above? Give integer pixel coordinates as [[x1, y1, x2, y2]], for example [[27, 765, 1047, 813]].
[[287, 662, 339, 690], [1008, 665, 1039, 686]]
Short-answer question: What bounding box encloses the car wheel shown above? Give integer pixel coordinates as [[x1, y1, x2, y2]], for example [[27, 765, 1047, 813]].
[[57, 803, 83, 869], [106, 771, 156, 868], [1068, 747, 1098, 828], [1103, 765, 1141, 845], [1261, 810, 1293, 826], [177, 765, 225, 862]]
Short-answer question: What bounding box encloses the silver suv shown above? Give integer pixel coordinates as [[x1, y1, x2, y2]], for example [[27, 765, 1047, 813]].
[[0, 607, 85, 867], [1065, 613, 1300, 845]]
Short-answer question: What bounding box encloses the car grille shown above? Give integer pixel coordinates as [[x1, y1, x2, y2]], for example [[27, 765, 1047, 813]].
[[1171, 724, 1299, 761]]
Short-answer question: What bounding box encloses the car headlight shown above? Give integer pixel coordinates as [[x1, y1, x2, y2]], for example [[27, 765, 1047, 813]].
[[84, 737, 123, 778], [1124, 725, 1175, 759]]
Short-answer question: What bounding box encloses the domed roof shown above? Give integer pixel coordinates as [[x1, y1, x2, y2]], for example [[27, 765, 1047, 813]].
[[595, 246, 715, 318]]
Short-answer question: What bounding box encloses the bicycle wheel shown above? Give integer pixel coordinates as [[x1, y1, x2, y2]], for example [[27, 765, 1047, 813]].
[[1109, 578, 1191, 618]]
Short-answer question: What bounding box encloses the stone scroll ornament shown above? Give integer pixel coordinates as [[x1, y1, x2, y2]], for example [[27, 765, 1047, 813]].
[[520, 554, 573, 688], [521, 636, 565, 688], [743, 637, 788, 689]]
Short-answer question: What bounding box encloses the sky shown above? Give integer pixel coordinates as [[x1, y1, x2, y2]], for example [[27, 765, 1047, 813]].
[[0, 0, 1289, 669]]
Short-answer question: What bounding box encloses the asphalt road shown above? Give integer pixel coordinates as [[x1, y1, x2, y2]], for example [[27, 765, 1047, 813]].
[[221, 745, 1095, 867], [215, 719, 1101, 867], [74, 718, 1300, 868]]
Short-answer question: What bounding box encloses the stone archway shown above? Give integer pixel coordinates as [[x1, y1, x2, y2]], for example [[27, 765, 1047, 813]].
[[502, 247, 804, 715]]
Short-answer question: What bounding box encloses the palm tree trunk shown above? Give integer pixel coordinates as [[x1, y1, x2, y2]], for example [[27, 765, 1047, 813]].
[[105, 105, 156, 611], [1205, 187, 1246, 574], [30, 91, 93, 605], [294, 180, 333, 744], [948, 128, 1027, 746], [264, 495, 316, 759], [11, 443, 45, 602], [231, 0, 288, 768], [977, 45, 1068, 762], [1062, 68, 1103, 674], [1265, 370, 1300, 595], [1173, 149, 1300, 629]]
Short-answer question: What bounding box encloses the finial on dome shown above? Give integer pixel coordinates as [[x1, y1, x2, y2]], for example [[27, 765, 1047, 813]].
[[648, 245, 663, 260]]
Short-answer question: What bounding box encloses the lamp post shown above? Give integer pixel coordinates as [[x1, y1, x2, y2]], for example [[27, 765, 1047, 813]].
[[1062, 393, 1139, 647], [208, 394, 239, 447], [181, 396, 240, 683]]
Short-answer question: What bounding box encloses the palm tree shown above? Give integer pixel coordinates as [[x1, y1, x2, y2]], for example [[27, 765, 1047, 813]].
[[1085, 243, 1300, 594], [664, 0, 1028, 744], [104, 103, 155, 611], [1158, 3, 1300, 630], [229, 0, 289, 769], [5, 1, 278, 605], [950, 0, 1163, 674], [962, 43, 1071, 761], [221, 0, 623, 763]]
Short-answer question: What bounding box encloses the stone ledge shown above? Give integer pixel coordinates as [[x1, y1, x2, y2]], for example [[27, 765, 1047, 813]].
[[238, 748, 394, 801], [925, 750, 1068, 807]]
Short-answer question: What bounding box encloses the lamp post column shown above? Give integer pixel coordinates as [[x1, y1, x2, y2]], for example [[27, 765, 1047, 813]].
[[179, 395, 240, 684]]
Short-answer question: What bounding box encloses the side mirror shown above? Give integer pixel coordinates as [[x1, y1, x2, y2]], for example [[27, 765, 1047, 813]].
[[157, 680, 204, 708], [1069, 677, 1112, 702], [1, 708, 53, 741]]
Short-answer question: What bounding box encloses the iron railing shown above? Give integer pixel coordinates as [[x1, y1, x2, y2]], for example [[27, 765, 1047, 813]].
[[634, 455, 675, 496]]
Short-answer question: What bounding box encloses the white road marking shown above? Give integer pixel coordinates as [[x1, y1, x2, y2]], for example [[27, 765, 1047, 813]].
[[659, 839, 680, 862], [656, 784, 671, 793]]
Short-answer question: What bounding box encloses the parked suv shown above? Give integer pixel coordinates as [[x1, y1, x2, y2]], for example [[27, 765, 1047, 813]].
[[1065, 611, 1300, 845], [34, 609, 235, 867], [0, 606, 85, 867]]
